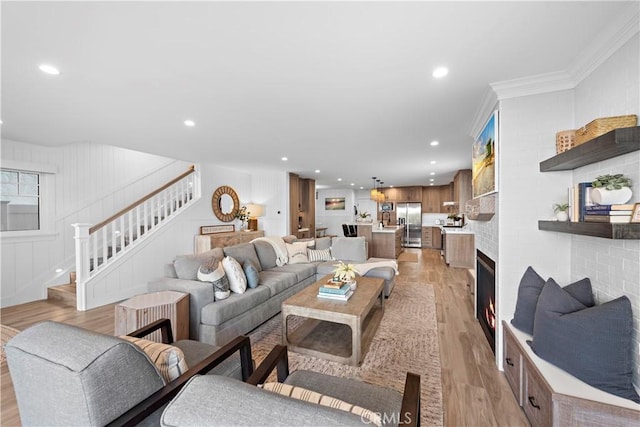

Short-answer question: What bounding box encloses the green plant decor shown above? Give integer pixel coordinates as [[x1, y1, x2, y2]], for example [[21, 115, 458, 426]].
[[553, 203, 569, 213], [591, 174, 632, 190]]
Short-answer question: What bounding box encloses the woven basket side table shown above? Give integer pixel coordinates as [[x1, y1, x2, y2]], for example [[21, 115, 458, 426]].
[[115, 291, 189, 342]]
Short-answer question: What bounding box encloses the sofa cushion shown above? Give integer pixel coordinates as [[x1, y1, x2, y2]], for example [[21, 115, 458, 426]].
[[315, 237, 332, 250], [120, 336, 187, 384], [286, 242, 310, 264], [331, 237, 367, 262], [174, 249, 224, 280], [253, 240, 278, 270], [243, 259, 260, 289], [222, 256, 247, 294], [260, 382, 381, 427], [223, 243, 262, 272], [530, 280, 640, 403], [200, 286, 271, 326], [258, 270, 299, 297], [268, 264, 316, 283]]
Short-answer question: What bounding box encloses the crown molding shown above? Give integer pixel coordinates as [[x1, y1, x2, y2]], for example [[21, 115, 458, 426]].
[[490, 71, 575, 101], [570, 2, 639, 85], [469, 88, 498, 138]]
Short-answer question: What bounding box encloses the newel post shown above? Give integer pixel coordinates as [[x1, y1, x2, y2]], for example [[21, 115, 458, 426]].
[[72, 223, 92, 311]]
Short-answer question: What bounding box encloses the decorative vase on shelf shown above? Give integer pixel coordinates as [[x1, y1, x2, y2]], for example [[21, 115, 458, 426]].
[[556, 211, 569, 222], [591, 187, 632, 205]]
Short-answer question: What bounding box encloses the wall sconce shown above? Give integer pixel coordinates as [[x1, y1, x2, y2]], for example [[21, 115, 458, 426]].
[[245, 203, 265, 231]]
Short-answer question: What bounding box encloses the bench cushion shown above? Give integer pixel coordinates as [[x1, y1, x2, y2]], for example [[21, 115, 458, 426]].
[[200, 286, 271, 326]]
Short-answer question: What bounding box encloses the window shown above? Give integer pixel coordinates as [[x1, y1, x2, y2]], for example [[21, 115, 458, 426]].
[[1, 169, 41, 231]]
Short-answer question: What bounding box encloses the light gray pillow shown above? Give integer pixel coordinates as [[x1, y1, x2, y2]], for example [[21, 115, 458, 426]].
[[174, 249, 224, 280], [253, 240, 278, 270], [223, 243, 262, 272], [331, 237, 366, 262]]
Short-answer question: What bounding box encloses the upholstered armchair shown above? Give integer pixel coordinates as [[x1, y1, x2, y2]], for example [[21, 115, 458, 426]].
[[161, 344, 421, 427], [4, 319, 253, 426]]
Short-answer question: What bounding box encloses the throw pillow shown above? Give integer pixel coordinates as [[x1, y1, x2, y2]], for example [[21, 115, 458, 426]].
[[510, 266, 545, 334], [243, 259, 260, 289], [260, 382, 382, 426], [286, 242, 310, 264], [307, 248, 332, 262], [197, 258, 230, 300], [120, 336, 188, 384], [222, 256, 247, 294], [530, 280, 640, 403]]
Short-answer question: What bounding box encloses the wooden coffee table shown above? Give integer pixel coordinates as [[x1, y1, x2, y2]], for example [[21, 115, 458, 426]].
[[282, 275, 385, 366]]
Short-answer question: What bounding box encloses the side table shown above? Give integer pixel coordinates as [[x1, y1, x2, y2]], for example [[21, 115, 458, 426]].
[[115, 291, 189, 342]]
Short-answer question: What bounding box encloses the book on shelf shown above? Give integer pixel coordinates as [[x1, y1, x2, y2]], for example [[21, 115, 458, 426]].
[[585, 204, 635, 212], [577, 182, 594, 222], [582, 210, 632, 216], [317, 290, 354, 301], [584, 215, 632, 223], [318, 283, 351, 295]]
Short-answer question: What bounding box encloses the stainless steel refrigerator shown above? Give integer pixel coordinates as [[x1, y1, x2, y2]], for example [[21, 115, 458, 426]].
[[396, 203, 422, 248]]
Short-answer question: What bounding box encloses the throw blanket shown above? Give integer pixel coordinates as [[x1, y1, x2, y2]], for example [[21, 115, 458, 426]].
[[354, 260, 399, 276], [251, 236, 288, 266]]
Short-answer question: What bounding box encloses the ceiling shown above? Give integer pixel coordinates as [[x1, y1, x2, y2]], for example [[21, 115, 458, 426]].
[[1, 1, 636, 190]]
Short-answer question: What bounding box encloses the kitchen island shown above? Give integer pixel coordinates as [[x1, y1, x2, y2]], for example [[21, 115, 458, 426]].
[[441, 228, 475, 268], [355, 224, 403, 259]]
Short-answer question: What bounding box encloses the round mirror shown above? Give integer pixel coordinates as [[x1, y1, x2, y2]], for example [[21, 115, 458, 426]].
[[212, 186, 240, 222]]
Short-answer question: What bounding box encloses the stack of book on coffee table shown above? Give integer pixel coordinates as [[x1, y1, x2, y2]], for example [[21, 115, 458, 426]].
[[318, 281, 354, 301]]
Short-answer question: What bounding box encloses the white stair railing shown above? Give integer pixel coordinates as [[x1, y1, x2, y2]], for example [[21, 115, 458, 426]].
[[72, 165, 198, 310]]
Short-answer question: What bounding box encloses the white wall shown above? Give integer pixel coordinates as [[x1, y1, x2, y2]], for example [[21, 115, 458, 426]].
[[315, 188, 358, 236], [572, 34, 640, 388], [1, 139, 192, 306]]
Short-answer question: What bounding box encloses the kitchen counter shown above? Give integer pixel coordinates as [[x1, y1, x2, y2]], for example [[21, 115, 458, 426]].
[[441, 228, 474, 235], [356, 224, 403, 258], [372, 225, 402, 233]]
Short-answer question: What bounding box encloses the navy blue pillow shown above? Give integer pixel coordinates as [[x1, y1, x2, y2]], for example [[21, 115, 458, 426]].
[[530, 280, 640, 403], [511, 267, 546, 334], [243, 259, 260, 289]]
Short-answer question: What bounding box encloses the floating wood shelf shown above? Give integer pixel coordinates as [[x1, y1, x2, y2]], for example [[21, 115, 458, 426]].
[[539, 126, 640, 172], [538, 221, 640, 239]]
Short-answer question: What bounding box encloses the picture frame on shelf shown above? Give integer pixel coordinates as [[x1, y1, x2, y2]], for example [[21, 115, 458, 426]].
[[631, 203, 640, 223], [200, 224, 235, 235], [472, 110, 498, 198]]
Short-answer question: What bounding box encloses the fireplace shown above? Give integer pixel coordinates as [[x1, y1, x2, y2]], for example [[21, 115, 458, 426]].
[[476, 250, 496, 353]]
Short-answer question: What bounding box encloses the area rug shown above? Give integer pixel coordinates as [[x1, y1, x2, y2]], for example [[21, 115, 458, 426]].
[[397, 252, 419, 263], [249, 281, 444, 427]]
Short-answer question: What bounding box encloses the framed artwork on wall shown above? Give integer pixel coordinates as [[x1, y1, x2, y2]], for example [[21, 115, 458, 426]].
[[472, 110, 499, 198], [200, 224, 235, 235], [325, 197, 346, 210]]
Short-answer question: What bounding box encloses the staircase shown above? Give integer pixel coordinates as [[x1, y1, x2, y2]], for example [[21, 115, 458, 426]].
[[48, 166, 199, 309]]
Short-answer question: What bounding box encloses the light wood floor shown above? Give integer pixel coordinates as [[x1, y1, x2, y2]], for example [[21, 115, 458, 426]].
[[0, 248, 528, 426]]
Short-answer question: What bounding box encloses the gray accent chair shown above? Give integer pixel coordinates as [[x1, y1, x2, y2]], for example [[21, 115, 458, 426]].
[[4, 319, 253, 426], [161, 344, 421, 427]]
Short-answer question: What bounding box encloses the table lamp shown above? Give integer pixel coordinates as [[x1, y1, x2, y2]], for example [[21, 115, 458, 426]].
[[245, 204, 264, 231]]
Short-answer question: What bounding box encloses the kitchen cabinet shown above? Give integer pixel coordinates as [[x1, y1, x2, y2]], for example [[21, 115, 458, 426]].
[[421, 226, 442, 249], [439, 184, 454, 213], [371, 227, 403, 259], [405, 186, 422, 202], [453, 169, 472, 213], [502, 321, 639, 426], [443, 231, 474, 268], [538, 126, 640, 240], [421, 186, 441, 213], [289, 173, 315, 237]]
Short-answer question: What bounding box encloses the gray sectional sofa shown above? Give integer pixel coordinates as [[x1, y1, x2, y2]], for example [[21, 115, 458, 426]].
[[149, 236, 397, 347]]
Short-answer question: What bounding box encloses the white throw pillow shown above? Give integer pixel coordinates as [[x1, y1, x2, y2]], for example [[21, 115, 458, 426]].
[[222, 256, 247, 294], [286, 242, 310, 264]]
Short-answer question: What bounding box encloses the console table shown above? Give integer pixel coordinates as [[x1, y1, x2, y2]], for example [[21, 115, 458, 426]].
[[194, 230, 264, 253]]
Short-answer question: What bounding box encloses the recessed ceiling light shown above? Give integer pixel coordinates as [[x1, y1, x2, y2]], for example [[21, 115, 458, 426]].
[[39, 64, 60, 75], [337, 178, 342, 182], [350, 183, 354, 186], [432, 66, 448, 78], [281, 157, 288, 161], [430, 179, 434, 182], [430, 160, 436, 164], [430, 183, 434, 186], [184, 120, 195, 127], [55, 268, 63, 273], [429, 172, 435, 176], [359, 186, 364, 190], [430, 140, 439, 146], [315, 169, 320, 173]]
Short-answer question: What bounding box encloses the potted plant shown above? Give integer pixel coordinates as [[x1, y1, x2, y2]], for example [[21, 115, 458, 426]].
[[553, 203, 570, 221], [357, 211, 372, 223], [333, 261, 359, 290], [235, 205, 250, 230], [447, 213, 463, 226], [591, 174, 632, 205]]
